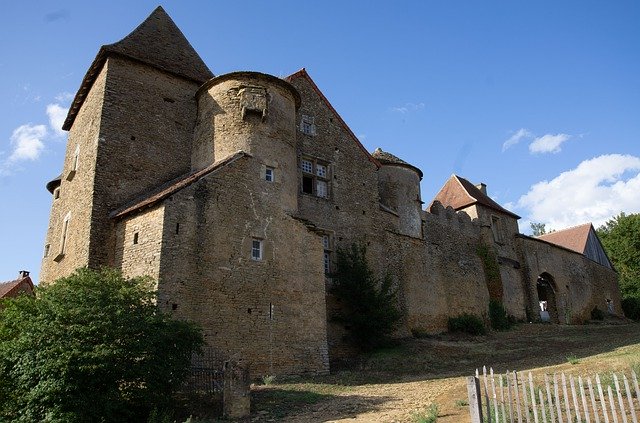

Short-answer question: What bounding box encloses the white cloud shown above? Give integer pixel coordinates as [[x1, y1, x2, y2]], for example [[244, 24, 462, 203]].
[[55, 92, 74, 102], [502, 128, 532, 151], [8, 124, 48, 162], [390, 102, 425, 114], [46, 103, 68, 137], [515, 154, 640, 229], [529, 133, 571, 154]]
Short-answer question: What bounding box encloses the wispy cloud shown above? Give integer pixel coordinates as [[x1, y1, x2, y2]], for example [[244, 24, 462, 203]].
[[529, 133, 571, 154], [515, 154, 640, 229], [46, 103, 69, 137], [8, 124, 48, 162], [502, 128, 532, 151], [55, 92, 74, 103], [390, 102, 425, 114]]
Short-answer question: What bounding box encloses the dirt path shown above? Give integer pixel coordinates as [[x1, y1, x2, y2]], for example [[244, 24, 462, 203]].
[[251, 322, 640, 422]]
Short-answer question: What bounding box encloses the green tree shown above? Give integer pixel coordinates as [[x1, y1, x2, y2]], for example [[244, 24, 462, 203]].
[[0, 268, 203, 423], [330, 243, 402, 350], [531, 222, 547, 236], [597, 213, 640, 299]]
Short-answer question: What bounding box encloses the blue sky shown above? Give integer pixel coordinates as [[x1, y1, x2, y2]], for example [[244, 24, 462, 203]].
[[1, 1, 639, 283]]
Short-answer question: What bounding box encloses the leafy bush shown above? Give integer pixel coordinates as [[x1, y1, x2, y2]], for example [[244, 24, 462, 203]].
[[331, 243, 402, 350], [411, 403, 439, 423], [489, 299, 513, 330], [447, 313, 486, 335], [590, 306, 605, 320], [0, 268, 203, 423], [622, 297, 640, 320]]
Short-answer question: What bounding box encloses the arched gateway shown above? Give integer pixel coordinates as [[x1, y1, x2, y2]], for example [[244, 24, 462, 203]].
[[537, 273, 559, 323]]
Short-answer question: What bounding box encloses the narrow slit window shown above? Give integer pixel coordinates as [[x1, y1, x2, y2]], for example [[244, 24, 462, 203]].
[[251, 239, 263, 261], [133, 232, 139, 245]]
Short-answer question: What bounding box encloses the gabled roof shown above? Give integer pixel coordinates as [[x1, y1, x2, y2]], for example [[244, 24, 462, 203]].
[[431, 174, 520, 219], [537, 223, 592, 254], [111, 151, 250, 219], [371, 148, 423, 179], [63, 6, 214, 130], [285, 68, 380, 169], [0, 275, 34, 299]]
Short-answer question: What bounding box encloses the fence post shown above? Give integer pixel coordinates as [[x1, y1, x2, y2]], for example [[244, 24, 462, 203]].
[[223, 359, 251, 419], [468, 376, 484, 423]]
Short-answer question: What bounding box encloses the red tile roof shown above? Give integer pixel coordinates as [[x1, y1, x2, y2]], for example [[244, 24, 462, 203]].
[[536, 223, 592, 254], [0, 276, 34, 299], [111, 151, 250, 219], [431, 175, 520, 218]]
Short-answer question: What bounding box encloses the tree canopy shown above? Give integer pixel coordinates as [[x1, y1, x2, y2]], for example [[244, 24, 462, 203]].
[[0, 268, 203, 423], [330, 243, 402, 350], [597, 213, 640, 299]]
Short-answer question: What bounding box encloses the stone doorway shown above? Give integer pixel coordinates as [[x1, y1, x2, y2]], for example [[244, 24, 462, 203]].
[[536, 273, 559, 323]]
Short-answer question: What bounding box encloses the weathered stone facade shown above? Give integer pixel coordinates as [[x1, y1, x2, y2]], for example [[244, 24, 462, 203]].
[[40, 7, 621, 376]]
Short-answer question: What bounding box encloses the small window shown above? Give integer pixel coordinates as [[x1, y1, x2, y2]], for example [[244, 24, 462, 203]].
[[321, 233, 333, 274], [251, 239, 263, 261], [57, 212, 71, 258], [491, 215, 503, 243], [300, 157, 331, 199], [316, 180, 328, 198], [301, 159, 313, 174], [300, 115, 316, 135], [44, 244, 50, 258], [133, 232, 139, 245], [72, 145, 80, 172], [53, 187, 60, 200], [265, 167, 274, 182], [316, 164, 327, 178]]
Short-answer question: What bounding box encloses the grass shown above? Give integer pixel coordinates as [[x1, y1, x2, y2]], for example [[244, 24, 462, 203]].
[[411, 403, 439, 423], [567, 355, 580, 365], [454, 399, 468, 407]]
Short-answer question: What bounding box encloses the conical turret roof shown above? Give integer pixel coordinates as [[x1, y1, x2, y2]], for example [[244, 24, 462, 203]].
[[372, 148, 423, 178], [63, 6, 214, 130]]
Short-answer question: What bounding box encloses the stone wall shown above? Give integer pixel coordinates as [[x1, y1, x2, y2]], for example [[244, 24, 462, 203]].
[[405, 204, 491, 333], [518, 236, 622, 323], [114, 205, 164, 282], [40, 66, 107, 283], [90, 56, 199, 269], [154, 156, 329, 376]]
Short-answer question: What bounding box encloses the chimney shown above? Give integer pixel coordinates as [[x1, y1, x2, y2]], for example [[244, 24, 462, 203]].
[[475, 183, 487, 195], [19, 270, 30, 278]]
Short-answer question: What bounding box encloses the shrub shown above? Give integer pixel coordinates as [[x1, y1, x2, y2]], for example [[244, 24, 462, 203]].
[[448, 313, 486, 335], [0, 268, 203, 423], [331, 243, 402, 350], [622, 297, 640, 320], [590, 306, 605, 320], [489, 299, 513, 330]]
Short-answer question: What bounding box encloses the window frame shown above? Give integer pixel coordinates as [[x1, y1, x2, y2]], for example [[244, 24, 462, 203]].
[[251, 238, 263, 261], [300, 115, 316, 136], [300, 157, 331, 199], [265, 166, 274, 182]]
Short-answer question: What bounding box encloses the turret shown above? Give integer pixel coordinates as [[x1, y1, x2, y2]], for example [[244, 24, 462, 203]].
[[372, 148, 423, 238], [193, 72, 301, 212]]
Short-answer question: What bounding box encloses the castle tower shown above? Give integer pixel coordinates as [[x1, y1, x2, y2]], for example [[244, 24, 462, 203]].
[[372, 148, 424, 238], [192, 72, 301, 212], [40, 7, 213, 282]]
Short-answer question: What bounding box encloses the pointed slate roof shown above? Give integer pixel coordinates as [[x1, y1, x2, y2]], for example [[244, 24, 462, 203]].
[[431, 174, 520, 219], [537, 223, 613, 268], [63, 6, 214, 130], [371, 148, 423, 179]]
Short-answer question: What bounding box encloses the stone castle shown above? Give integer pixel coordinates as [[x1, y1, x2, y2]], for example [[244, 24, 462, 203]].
[[40, 7, 621, 376]]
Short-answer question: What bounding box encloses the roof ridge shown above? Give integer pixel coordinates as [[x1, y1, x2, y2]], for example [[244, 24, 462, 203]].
[[111, 151, 250, 219]]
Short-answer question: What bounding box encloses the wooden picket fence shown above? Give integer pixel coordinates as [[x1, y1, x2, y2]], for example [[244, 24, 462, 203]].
[[467, 366, 640, 423]]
